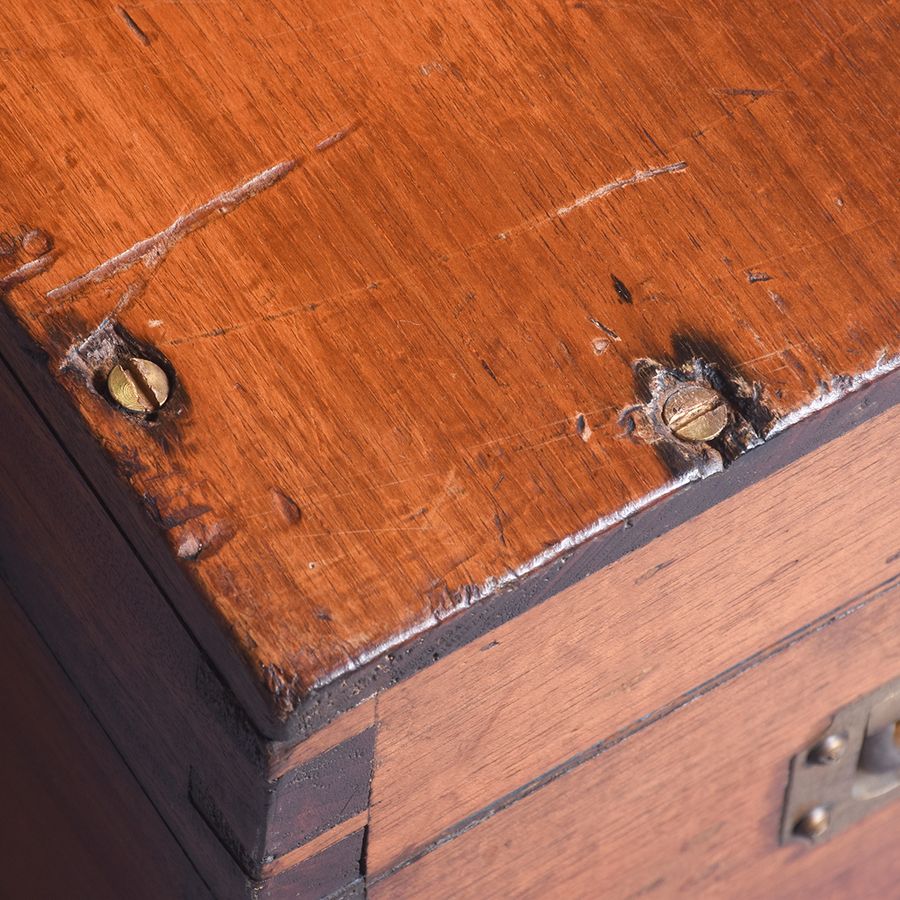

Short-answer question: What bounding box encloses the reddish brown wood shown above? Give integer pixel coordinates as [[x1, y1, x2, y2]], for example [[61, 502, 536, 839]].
[[0, 352, 370, 896], [365, 405, 900, 873], [0, 581, 211, 900], [1, 2, 898, 895], [371, 583, 900, 898], [0, 0, 897, 713]]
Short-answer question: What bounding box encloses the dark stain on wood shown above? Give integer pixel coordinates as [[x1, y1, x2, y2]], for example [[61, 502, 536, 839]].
[[257, 831, 366, 900], [267, 726, 377, 860], [611, 274, 633, 304]]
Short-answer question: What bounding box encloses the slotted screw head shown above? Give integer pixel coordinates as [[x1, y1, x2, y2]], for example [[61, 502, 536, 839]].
[[794, 806, 830, 840], [662, 384, 730, 442], [107, 358, 170, 413]]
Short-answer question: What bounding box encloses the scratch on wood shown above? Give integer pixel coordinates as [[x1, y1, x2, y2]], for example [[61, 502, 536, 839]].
[[634, 559, 675, 585], [493, 512, 506, 546], [480, 359, 504, 385], [0, 250, 58, 293], [47, 156, 305, 305], [711, 87, 774, 98], [556, 162, 687, 218], [49, 121, 359, 350], [589, 317, 621, 341], [315, 121, 361, 152], [116, 6, 151, 46], [161, 158, 683, 347]]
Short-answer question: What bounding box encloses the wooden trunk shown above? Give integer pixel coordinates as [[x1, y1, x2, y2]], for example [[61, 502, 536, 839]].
[[1, 0, 898, 897]]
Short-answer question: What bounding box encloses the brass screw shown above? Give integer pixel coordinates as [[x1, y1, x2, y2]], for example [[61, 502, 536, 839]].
[[662, 384, 730, 442], [107, 358, 170, 413], [794, 806, 830, 840], [21, 228, 52, 258], [809, 733, 847, 765]]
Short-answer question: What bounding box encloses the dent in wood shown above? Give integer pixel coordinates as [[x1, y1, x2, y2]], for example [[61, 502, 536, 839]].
[[60, 319, 187, 427], [272, 489, 303, 526], [175, 519, 236, 562], [116, 6, 152, 46], [0, 224, 59, 294]]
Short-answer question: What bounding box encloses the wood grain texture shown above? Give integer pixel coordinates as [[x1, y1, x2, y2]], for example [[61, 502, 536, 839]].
[[269, 698, 375, 777], [0, 352, 265, 896], [1, 0, 898, 713], [0, 581, 212, 900], [0, 351, 363, 895], [371, 579, 900, 899], [365, 405, 900, 873]]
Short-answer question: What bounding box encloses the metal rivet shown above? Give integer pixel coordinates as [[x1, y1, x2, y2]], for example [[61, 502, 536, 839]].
[[107, 358, 170, 413], [21, 228, 52, 258], [662, 384, 730, 442], [809, 733, 847, 765], [794, 806, 830, 839]]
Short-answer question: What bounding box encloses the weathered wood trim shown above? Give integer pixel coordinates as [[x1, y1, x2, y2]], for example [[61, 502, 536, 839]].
[[266, 726, 377, 861], [269, 699, 376, 779]]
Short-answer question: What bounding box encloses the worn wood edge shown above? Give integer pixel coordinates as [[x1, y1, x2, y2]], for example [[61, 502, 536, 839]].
[[190, 723, 375, 878], [2, 296, 898, 741], [290, 363, 900, 739], [265, 726, 377, 861], [368, 572, 900, 885], [0, 303, 283, 737], [269, 699, 375, 779]]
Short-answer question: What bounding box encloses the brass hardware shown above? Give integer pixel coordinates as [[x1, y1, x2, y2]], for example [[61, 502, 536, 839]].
[[661, 384, 729, 442], [107, 357, 170, 413], [781, 675, 900, 845]]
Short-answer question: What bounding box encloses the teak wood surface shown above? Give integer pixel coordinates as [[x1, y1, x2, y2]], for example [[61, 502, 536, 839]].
[[1, 0, 898, 718]]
